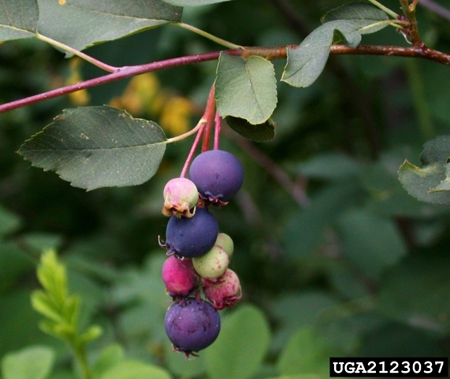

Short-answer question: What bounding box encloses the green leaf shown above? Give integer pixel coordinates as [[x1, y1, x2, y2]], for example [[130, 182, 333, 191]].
[[37, 0, 182, 53], [92, 344, 125, 379], [215, 53, 277, 125], [0, 205, 21, 236], [31, 290, 64, 323], [336, 208, 407, 279], [225, 116, 275, 142], [398, 136, 450, 204], [100, 360, 171, 379], [1, 345, 55, 379], [282, 20, 362, 88], [322, 1, 390, 34], [277, 327, 335, 377], [19, 106, 167, 191], [378, 251, 450, 332], [0, 0, 38, 41], [162, 0, 232, 5], [204, 305, 271, 379]]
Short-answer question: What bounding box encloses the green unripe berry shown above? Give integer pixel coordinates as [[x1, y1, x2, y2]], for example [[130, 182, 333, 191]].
[[192, 245, 229, 279], [215, 233, 234, 258]]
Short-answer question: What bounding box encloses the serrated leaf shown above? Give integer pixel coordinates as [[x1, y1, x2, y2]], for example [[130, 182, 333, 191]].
[[19, 106, 167, 191], [1, 345, 55, 379], [225, 116, 275, 142], [0, 0, 38, 41], [215, 53, 277, 125], [37, 0, 182, 53], [204, 305, 271, 379], [322, 1, 389, 34], [282, 20, 362, 88], [162, 0, 231, 5]]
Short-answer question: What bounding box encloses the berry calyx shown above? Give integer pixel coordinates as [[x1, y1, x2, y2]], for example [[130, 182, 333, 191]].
[[162, 256, 198, 298], [189, 150, 244, 205], [162, 178, 199, 218], [203, 269, 242, 310], [192, 245, 229, 279], [164, 297, 221, 357], [161, 207, 219, 258]]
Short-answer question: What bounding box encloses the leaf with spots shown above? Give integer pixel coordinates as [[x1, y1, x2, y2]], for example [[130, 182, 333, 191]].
[[18, 106, 167, 191], [215, 53, 277, 125], [37, 0, 182, 53], [0, 0, 39, 41]]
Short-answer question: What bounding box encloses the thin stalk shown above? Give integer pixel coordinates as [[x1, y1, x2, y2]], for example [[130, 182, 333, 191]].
[[213, 111, 221, 150], [73, 345, 92, 379], [367, 0, 399, 18], [201, 85, 216, 152], [180, 121, 206, 178], [36, 34, 119, 73], [167, 120, 204, 144], [358, 20, 407, 34], [174, 22, 243, 50]]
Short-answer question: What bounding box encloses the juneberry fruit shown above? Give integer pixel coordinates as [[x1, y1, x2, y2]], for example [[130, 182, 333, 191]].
[[165, 297, 221, 357], [192, 245, 229, 279], [162, 207, 219, 258], [162, 256, 198, 298], [203, 269, 242, 310], [162, 178, 199, 218], [215, 232, 234, 258], [189, 150, 244, 204]]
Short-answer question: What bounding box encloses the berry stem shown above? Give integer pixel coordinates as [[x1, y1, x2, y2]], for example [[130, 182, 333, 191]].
[[180, 121, 206, 178], [201, 85, 216, 152], [213, 111, 222, 150]]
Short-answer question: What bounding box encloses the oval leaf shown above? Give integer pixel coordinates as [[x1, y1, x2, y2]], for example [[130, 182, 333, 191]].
[[204, 305, 271, 379], [225, 116, 275, 142], [322, 1, 389, 34], [100, 360, 171, 379], [215, 53, 277, 125], [19, 106, 167, 191], [282, 20, 362, 88], [37, 0, 182, 53], [0, 0, 38, 41], [1, 345, 55, 379]]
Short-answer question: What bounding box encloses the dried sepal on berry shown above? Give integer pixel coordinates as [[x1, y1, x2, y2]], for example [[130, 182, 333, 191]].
[[162, 178, 199, 218]]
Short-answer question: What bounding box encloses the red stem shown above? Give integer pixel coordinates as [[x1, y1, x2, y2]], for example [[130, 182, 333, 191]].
[[201, 85, 216, 152], [213, 111, 221, 150], [2, 44, 450, 113]]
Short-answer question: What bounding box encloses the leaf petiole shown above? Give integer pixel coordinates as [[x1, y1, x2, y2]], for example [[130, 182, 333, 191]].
[[366, 0, 399, 19]]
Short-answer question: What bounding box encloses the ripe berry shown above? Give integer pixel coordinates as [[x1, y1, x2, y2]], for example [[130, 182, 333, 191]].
[[192, 245, 229, 279], [189, 150, 244, 204], [162, 207, 219, 258], [165, 297, 221, 357], [162, 178, 199, 218], [162, 256, 198, 298], [203, 269, 242, 310], [215, 233, 234, 258]]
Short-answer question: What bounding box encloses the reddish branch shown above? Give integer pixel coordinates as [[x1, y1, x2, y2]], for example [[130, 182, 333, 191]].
[[1, 44, 450, 113]]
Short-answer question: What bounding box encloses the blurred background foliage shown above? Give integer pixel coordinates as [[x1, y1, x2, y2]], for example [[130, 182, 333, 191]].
[[1, 0, 450, 378]]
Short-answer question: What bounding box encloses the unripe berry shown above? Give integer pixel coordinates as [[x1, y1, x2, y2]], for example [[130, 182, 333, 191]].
[[189, 150, 244, 205], [162, 256, 198, 298], [192, 245, 229, 279], [165, 297, 221, 357], [203, 269, 242, 310], [215, 233, 234, 258], [162, 178, 199, 218], [162, 207, 219, 258]]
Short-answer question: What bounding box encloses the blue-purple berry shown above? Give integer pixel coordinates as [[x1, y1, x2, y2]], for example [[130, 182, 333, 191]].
[[189, 150, 244, 204], [163, 207, 219, 258], [165, 297, 221, 356]]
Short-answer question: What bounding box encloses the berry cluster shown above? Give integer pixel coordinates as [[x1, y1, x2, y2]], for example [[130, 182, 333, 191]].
[[159, 149, 244, 357]]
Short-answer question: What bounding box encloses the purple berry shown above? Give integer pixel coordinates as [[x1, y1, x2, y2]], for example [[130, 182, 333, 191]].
[[203, 269, 242, 310], [162, 178, 199, 218], [189, 150, 244, 205], [165, 297, 221, 357], [162, 256, 198, 298], [162, 207, 219, 258]]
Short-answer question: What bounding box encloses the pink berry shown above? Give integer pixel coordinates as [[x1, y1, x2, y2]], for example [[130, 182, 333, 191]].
[[202, 269, 242, 310], [162, 178, 199, 218], [162, 256, 198, 298]]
